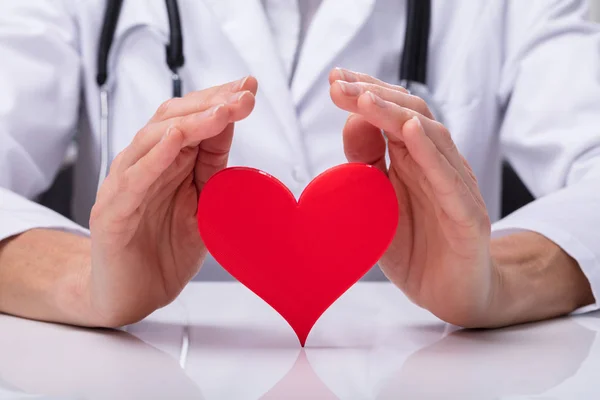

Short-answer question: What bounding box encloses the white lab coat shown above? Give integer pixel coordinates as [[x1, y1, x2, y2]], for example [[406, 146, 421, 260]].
[[0, 0, 599, 295]]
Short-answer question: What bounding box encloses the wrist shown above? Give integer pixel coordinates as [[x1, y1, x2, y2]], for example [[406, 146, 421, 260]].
[[0, 229, 103, 326], [54, 239, 100, 326], [486, 231, 594, 327]]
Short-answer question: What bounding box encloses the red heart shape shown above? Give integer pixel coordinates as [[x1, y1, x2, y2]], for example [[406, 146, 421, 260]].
[[197, 163, 398, 346]]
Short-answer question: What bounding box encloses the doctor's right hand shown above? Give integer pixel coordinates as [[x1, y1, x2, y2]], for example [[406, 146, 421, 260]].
[[87, 77, 257, 327]]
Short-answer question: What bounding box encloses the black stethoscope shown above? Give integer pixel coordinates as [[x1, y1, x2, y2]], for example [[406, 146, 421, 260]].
[[95, 0, 435, 190]]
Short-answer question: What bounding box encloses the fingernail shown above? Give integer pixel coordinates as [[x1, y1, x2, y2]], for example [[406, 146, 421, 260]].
[[161, 126, 176, 142], [227, 91, 246, 104], [337, 81, 362, 96], [337, 67, 358, 82], [196, 104, 224, 120], [211, 104, 225, 116], [233, 76, 250, 91], [412, 115, 422, 128], [398, 85, 411, 95], [367, 91, 387, 108]]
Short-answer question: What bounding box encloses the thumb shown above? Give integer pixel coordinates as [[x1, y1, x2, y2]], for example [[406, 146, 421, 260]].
[[343, 113, 388, 174], [194, 123, 235, 192]]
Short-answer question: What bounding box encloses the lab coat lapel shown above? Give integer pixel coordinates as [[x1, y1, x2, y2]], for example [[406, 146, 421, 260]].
[[292, 0, 376, 104], [202, 0, 302, 148]]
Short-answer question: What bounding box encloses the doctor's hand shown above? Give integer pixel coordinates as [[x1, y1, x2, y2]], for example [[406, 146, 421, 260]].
[[88, 77, 258, 327], [329, 69, 497, 328], [329, 69, 594, 328]]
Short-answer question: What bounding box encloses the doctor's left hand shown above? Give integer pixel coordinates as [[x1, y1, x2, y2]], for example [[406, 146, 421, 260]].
[[330, 69, 498, 328], [88, 77, 258, 327]]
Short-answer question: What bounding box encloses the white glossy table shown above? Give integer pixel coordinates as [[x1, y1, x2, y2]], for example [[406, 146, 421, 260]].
[[1, 282, 600, 399]]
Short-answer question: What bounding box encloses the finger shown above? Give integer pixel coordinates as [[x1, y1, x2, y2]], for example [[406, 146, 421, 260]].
[[336, 90, 468, 182], [194, 123, 235, 191], [101, 126, 185, 220], [331, 79, 433, 119], [330, 87, 414, 136], [176, 93, 252, 148], [342, 113, 388, 174], [329, 68, 409, 94], [115, 91, 255, 172], [150, 76, 258, 122], [402, 116, 481, 228]]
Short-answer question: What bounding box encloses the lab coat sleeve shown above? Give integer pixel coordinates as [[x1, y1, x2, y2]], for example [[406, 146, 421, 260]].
[[494, 0, 600, 312], [0, 1, 89, 241]]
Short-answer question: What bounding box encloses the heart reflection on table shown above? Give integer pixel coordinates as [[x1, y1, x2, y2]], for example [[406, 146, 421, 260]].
[[260, 350, 338, 399]]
